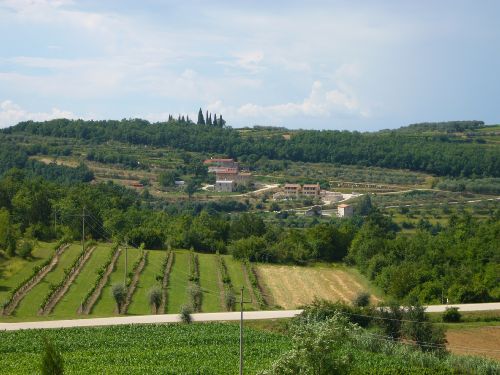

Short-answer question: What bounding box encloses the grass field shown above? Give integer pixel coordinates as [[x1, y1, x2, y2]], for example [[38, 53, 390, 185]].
[[11, 244, 82, 320], [166, 251, 190, 313], [198, 253, 222, 312], [51, 244, 114, 318], [91, 247, 141, 316], [256, 263, 381, 309], [127, 250, 167, 315], [0, 242, 54, 303]]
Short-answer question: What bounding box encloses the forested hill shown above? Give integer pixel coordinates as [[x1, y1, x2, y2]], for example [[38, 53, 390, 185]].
[[4, 118, 499, 177]]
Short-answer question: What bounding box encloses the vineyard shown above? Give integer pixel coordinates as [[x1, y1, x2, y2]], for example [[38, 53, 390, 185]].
[[0, 242, 377, 322]]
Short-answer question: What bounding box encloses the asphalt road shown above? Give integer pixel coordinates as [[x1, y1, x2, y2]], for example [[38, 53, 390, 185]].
[[1, 303, 499, 331]]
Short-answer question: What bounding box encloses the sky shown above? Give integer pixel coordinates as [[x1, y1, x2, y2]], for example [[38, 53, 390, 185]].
[[0, 0, 499, 131]]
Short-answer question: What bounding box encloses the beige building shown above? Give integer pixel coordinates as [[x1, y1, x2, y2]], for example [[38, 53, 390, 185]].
[[302, 183, 320, 197], [204, 158, 239, 172], [338, 204, 354, 218], [284, 183, 302, 197]]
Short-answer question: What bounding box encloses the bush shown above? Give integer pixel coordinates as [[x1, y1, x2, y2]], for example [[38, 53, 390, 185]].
[[442, 307, 461, 323], [148, 286, 162, 314], [17, 240, 34, 258], [40, 337, 63, 375], [353, 292, 371, 307], [180, 304, 193, 324], [111, 284, 127, 314], [224, 289, 236, 311]]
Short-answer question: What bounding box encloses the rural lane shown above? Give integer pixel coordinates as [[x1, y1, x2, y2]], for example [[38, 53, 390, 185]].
[[1, 303, 499, 331]]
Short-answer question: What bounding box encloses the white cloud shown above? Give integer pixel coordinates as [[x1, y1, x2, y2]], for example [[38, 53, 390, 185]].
[[0, 100, 77, 128], [207, 80, 369, 125]]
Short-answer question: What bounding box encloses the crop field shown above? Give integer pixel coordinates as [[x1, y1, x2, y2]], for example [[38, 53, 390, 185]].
[[256, 264, 381, 309], [0, 323, 291, 374]]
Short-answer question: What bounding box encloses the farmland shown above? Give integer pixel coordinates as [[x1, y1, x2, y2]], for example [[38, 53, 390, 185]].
[[0, 239, 382, 322], [256, 264, 382, 309], [0, 323, 291, 374]]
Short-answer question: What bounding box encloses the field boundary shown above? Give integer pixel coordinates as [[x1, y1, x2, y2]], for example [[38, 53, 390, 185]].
[[121, 251, 148, 314], [1, 244, 69, 316], [40, 246, 96, 315], [80, 247, 121, 315], [160, 251, 174, 313]]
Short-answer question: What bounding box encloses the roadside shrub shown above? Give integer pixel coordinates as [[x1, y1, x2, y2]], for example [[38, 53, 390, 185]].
[[188, 284, 202, 312], [111, 284, 127, 314], [148, 286, 162, 314], [353, 292, 371, 307], [442, 307, 461, 323], [180, 305, 193, 324]]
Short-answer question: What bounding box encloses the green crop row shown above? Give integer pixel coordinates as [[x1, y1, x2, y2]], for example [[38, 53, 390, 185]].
[[217, 253, 235, 311], [244, 260, 266, 309], [188, 251, 202, 312]]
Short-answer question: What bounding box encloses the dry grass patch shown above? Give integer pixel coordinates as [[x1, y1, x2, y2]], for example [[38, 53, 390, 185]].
[[446, 326, 500, 361], [255, 264, 381, 309]]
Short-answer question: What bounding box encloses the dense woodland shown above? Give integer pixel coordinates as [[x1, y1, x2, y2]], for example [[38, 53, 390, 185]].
[[4, 118, 499, 177]]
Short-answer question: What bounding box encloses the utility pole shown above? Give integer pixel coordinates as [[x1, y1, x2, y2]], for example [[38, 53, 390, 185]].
[[239, 287, 252, 375]]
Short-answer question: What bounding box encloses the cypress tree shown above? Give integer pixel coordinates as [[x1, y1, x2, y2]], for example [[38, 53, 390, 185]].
[[207, 113, 212, 126], [197, 108, 205, 125], [213, 113, 218, 127]]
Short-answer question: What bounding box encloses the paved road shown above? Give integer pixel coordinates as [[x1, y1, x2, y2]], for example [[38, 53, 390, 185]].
[[1, 303, 499, 331]]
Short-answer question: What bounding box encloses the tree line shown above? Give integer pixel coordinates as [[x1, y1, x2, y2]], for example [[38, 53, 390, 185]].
[[4, 118, 498, 177]]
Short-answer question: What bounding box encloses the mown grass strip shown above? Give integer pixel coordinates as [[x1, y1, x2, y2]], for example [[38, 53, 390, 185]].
[[166, 251, 190, 314], [127, 250, 166, 315], [198, 253, 221, 312], [224, 255, 253, 310], [91, 248, 141, 316]]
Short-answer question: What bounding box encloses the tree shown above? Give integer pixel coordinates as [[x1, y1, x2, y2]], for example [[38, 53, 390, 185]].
[[112, 284, 127, 314], [40, 337, 64, 375], [158, 171, 178, 188], [197, 108, 205, 125], [186, 180, 199, 199], [148, 286, 162, 314], [207, 113, 212, 126]]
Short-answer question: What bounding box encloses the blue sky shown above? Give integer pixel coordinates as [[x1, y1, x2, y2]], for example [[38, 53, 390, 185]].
[[0, 0, 499, 130]]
